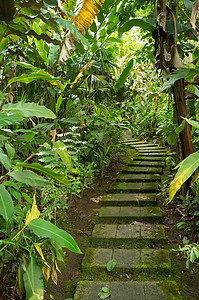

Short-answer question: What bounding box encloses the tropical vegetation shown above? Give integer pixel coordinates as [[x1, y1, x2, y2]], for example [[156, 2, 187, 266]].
[[0, 0, 199, 298]]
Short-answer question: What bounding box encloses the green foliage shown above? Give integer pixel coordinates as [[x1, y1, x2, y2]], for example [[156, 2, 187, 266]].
[[106, 258, 117, 271], [169, 119, 199, 202], [98, 286, 111, 299], [174, 237, 199, 269]]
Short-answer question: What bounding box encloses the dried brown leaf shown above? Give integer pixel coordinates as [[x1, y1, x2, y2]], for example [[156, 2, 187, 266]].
[[190, 0, 199, 30]]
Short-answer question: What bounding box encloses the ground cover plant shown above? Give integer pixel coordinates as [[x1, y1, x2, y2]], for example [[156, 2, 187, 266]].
[[0, 0, 199, 299]]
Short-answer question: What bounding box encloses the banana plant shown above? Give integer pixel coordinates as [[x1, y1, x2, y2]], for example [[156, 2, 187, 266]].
[[169, 118, 199, 202]]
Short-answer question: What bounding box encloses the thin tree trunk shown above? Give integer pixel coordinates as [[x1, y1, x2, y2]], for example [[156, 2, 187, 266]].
[[172, 78, 194, 159]]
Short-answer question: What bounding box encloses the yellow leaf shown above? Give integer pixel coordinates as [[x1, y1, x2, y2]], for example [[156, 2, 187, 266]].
[[51, 261, 58, 285], [73, 0, 104, 34], [42, 266, 51, 281], [25, 195, 40, 226]]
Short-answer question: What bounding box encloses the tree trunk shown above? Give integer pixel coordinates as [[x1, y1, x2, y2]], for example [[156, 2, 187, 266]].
[[172, 78, 194, 159]]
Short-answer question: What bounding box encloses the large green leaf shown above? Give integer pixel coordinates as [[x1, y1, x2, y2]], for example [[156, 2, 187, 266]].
[[7, 70, 64, 91], [18, 163, 71, 186], [23, 256, 44, 300], [183, 117, 199, 130], [183, 0, 194, 10], [57, 17, 89, 47], [53, 141, 71, 167], [115, 58, 134, 91], [9, 170, 51, 186], [169, 151, 199, 202], [28, 219, 82, 253], [0, 147, 12, 170], [3, 102, 56, 119], [0, 111, 23, 127], [0, 185, 14, 221], [165, 20, 189, 34], [119, 18, 157, 35], [48, 43, 59, 67], [162, 69, 190, 91]]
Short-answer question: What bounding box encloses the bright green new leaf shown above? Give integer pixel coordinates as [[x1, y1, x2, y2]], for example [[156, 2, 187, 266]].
[[7, 70, 64, 91], [98, 286, 110, 299], [183, 118, 199, 130], [0, 37, 9, 52], [28, 219, 82, 253], [17, 162, 71, 186], [24, 132, 37, 142], [23, 256, 44, 300], [55, 95, 63, 113], [34, 38, 49, 66], [115, 58, 134, 91], [53, 141, 71, 167], [106, 259, 117, 271], [9, 170, 51, 186], [16, 62, 39, 71], [0, 147, 12, 170], [3, 102, 56, 119], [0, 185, 14, 221], [169, 151, 199, 202], [175, 119, 186, 135]]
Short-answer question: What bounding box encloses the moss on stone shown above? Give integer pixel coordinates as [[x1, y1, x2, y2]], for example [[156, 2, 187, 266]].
[[157, 281, 182, 299]]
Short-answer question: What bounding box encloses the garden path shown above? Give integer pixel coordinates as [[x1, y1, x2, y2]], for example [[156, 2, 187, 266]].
[[73, 131, 181, 299]]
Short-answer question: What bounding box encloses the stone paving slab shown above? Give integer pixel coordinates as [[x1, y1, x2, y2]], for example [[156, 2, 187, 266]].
[[82, 248, 171, 274], [74, 281, 181, 300], [109, 182, 159, 193], [99, 206, 163, 223], [92, 224, 166, 247], [135, 156, 165, 161], [138, 152, 166, 157], [136, 147, 165, 150], [116, 173, 161, 182], [100, 193, 157, 207], [121, 166, 163, 174], [120, 139, 141, 143], [138, 149, 166, 154], [127, 160, 164, 167], [129, 143, 155, 147]]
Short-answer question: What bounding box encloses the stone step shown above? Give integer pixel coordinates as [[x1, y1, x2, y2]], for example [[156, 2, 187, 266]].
[[138, 150, 166, 154], [82, 248, 171, 275], [116, 174, 161, 182], [99, 193, 157, 207], [109, 182, 159, 193], [92, 224, 166, 248], [129, 143, 155, 147], [127, 160, 164, 167], [120, 139, 141, 143], [136, 147, 165, 151], [121, 166, 163, 174], [74, 281, 181, 300], [138, 153, 166, 157], [98, 206, 163, 224], [135, 156, 165, 161]]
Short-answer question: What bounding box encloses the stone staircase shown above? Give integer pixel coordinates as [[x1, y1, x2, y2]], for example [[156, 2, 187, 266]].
[[74, 133, 181, 299]]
